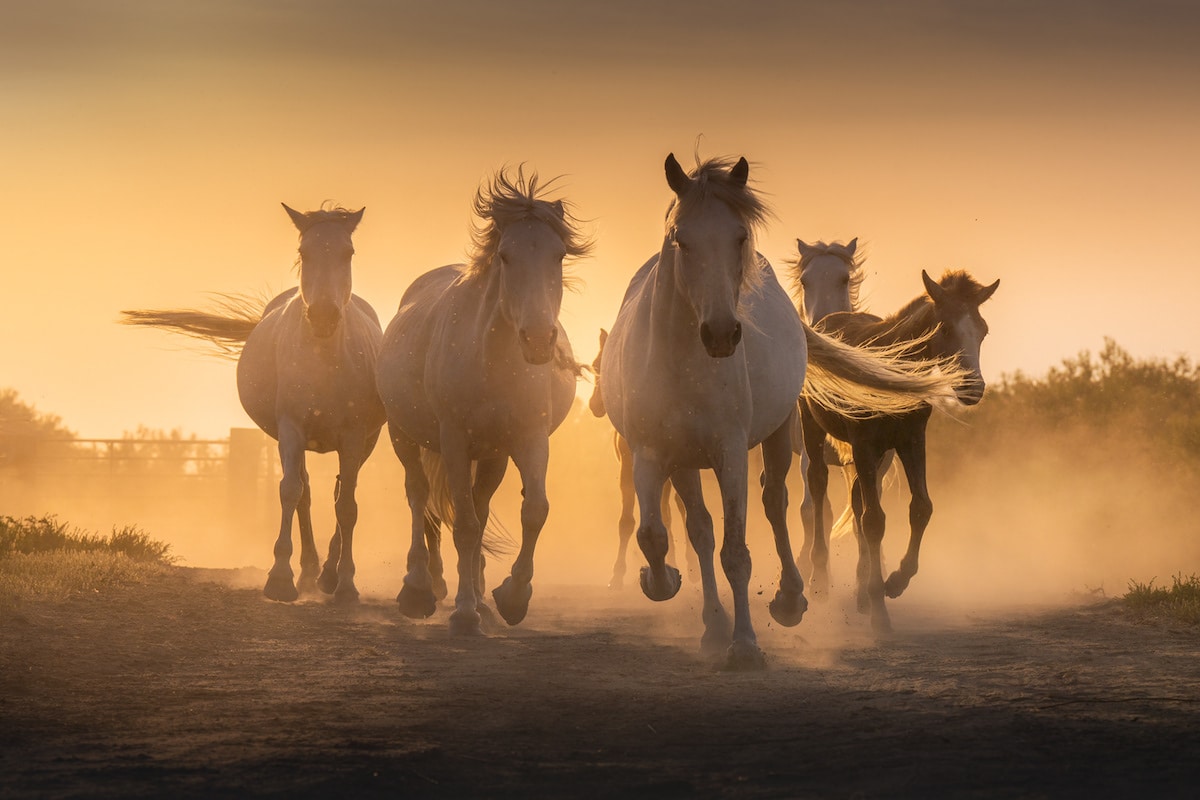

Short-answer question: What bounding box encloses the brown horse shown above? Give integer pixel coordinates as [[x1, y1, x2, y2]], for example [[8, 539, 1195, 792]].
[[799, 269, 999, 632]]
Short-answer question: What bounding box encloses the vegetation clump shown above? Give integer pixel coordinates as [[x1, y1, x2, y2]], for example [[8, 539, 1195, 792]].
[[1123, 574, 1200, 626]]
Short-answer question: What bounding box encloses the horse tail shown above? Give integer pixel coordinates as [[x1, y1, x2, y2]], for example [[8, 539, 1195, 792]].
[[801, 322, 965, 418], [419, 449, 515, 558], [120, 293, 267, 360]]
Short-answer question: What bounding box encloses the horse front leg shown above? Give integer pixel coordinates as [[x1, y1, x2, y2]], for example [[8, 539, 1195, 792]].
[[852, 441, 891, 634], [886, 430, 932, 599], [392, 425, 438, 619], [670, 469, 728, 655], [800, 405, 832, 599], [632, 455, 679, 602], [610, 436, 636, 590], [264, 425, 306, 602], [492, 442, 548, 626], [715, 448, 762, 671], [762, 417, 808, 628], [423, 512, 448, 601]]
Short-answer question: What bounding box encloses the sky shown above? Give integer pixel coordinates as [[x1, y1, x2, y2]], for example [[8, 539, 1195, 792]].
[[3, 0, 1199, 438]]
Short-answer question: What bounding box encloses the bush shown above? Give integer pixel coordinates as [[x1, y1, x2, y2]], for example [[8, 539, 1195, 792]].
[[1124, 574, 1200, 625], [0, 515, 173, 563]]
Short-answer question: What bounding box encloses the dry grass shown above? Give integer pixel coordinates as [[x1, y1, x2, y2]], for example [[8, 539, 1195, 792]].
[[1123, 574, 1200, 626], [0, 515, 173, 613]]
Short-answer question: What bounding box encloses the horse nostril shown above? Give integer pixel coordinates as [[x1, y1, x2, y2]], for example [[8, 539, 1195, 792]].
[[732, 322, 742, 345], [699, 322, 714, 349]]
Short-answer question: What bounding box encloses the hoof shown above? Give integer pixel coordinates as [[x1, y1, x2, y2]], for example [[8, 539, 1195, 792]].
[[722, 640, 767, 672], [396, 583, 437, 619], [263, 573, 298, 603], [296, 571, 319, 596], [607, 571, 625, 591], [449, 607, 484, 636], [476, 603, 500, 633], [332, 583, 359, 606], [768, 589, 808, 627], [431, 574, 449, 602], [492, 577, 533, 626], [639, 564, 682, 602], [317, 565, 339, 595], [884, 570, 912, 598], [871, 608, 894, 635]]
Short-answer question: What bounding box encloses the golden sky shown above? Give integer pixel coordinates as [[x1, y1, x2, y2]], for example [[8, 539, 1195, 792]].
[[3, 0, 1198, 437]]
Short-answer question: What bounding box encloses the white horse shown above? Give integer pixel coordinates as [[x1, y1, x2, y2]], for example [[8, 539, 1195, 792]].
[[601, 154, 956, 669], [122, 205, 385, 603], [376, 168, 591, 635]]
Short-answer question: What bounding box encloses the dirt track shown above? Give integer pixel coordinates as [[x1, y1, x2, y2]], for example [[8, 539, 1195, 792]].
[[2, 566, 1199, 799]]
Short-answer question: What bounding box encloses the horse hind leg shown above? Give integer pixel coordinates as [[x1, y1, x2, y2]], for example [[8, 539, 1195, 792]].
[[316, 475, 341, 596], [424, 513, 448, 600], [852, 443, 892, 634], [295, 465, 321, 595], [393, 429, 438, 620], [609, 442, 636, 590], [325, 439, 370, 605]]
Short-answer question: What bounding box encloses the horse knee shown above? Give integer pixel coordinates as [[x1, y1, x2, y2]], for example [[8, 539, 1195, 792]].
[[910, 496, 933, 529]]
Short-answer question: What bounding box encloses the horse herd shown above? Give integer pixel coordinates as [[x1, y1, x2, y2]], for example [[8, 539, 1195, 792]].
[[123, 153, 998, 670]]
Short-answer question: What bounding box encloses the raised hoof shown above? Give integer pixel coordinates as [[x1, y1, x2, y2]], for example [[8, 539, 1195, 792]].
[[722, 641, 767, 672], [263, 574, 299, 603], [396, 583, 438, 619], [316, 565, 339, 595], [639, 564, 682, 602], [449, 607, 484, 636], [492, 577, 533, 626], [884, 571, 912, 598], [768, 589, 808, 627], [431, 574, 449, 602], [607, 571, 625, 591]]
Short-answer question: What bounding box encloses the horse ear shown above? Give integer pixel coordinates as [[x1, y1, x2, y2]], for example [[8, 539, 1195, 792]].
[[551, 200, 566, 219], [729, 157, 749, 187], [282, 203, 308, 232], [665, 153, 692, 196], [346, 207, 365, 232], [796, 239, 813, 258], [977, 278, 1000, 304], [922, 270, 948, 304], [598, 328, 608, 347], [845, 237, 858, 256]]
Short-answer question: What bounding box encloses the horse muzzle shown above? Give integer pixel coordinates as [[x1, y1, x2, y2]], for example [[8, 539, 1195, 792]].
[[700, 320, 742, 359], [519, 326, 558, 365], [956, 377, 986, 406], [306, 303, 342, 338]]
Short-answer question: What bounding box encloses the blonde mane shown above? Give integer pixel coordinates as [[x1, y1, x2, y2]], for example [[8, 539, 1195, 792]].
[[784, 239, 866, 312], [464, 166, 593, 285], [665, 155, 773, 300]]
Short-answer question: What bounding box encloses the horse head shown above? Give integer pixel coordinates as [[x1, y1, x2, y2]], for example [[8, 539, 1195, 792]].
[[283, 203, 364, 339], [796, 238, 860, 324], [494, 211, 567, 365], [921, 269, 999, 406], [664, 153, 766, 359]]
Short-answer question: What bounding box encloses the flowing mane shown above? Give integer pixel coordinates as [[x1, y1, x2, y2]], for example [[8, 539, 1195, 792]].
[[464, 166, 593, 282], [665, 155, 773, 298], [784, 239, 866, 312], [830, 270, 992, 348]]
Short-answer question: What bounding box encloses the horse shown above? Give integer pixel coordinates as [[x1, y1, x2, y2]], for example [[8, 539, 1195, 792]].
[[122, 204, 386, 604], [587, 329, 691, 589], [600, 154, 961, 669], [786, 237, 895, 597], [798, 269, 999, 632], [376, 167, 591, 635]]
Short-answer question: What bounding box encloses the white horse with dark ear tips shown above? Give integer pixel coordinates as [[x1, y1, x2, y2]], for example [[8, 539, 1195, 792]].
[[602, 153, 962, 669], [376, 167, 591, 636], [122, 204, 386, 604]]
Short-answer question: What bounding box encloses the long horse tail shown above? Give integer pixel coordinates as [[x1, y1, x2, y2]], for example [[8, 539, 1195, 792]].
[[801, 323, 966, 418], [419, 449, 516, 558], [119, 293, 267, 360]]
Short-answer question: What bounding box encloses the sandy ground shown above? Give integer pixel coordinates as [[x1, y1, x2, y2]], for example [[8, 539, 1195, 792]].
[[2, 565, 1199, 799]]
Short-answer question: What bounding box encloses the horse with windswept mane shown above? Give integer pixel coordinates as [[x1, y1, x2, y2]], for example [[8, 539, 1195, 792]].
[[600, 153, 962, 669], [799, 268, 999, 632], [376, 167, 591, 635], [785, 237, 895, 596], [122, 204, 386, 603]]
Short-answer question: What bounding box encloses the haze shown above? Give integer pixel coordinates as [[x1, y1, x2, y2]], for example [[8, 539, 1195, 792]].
[[3, 0, 1198, 438]]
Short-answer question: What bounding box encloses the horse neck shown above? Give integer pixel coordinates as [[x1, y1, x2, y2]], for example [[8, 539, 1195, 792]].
[[875, 298, 938, 355]]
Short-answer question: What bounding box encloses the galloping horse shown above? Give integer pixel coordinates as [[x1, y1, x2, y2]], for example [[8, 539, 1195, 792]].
[[587, 329, 690, 589], [787, 238, 893, 596], [122, 205, 385, 603], [376, 168, 591, 635], [601, 154, 959, 669], [799, 269, 999, 632]]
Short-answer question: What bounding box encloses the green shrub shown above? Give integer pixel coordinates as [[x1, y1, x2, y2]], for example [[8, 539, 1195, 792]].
[[0, 515, 172, 563], [1123, 574, 1200, 625]]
